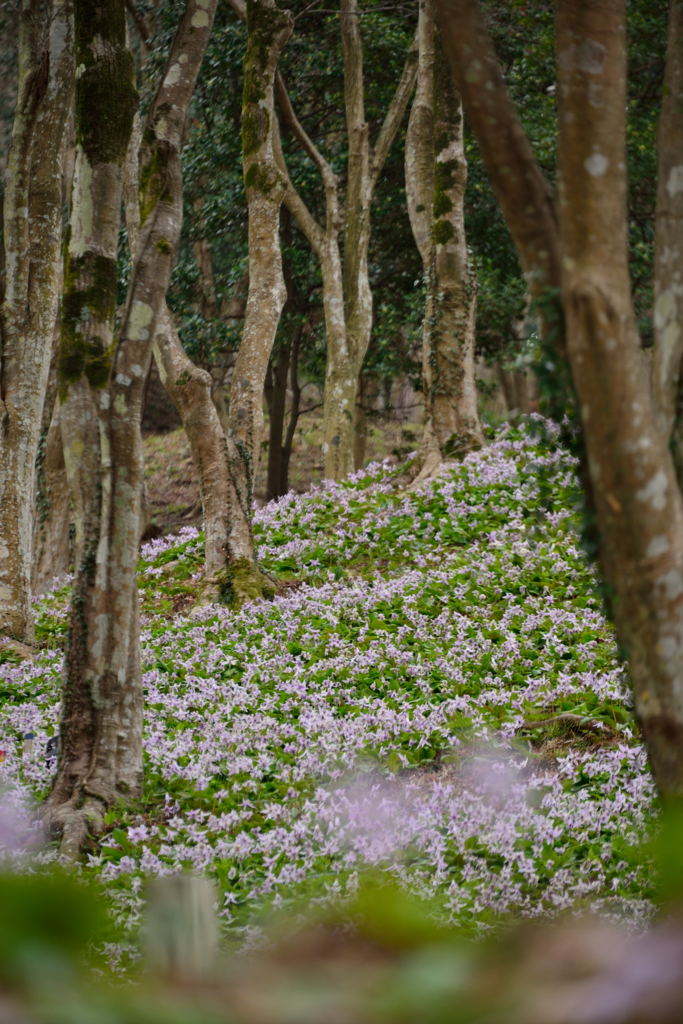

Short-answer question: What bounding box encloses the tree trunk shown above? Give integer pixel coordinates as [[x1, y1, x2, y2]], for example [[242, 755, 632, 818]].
[[555, 0, 683, 798], [354, 372, 381, 470], [0, 0, 73, 644], [281, 324, 303, 493], [44, 0, 216, 853], [322, 0, 373, 480], [226, 0, 292, 540], [435, 0, 683, 798], [406, 0, 482, 476], [32, 401, 74, 593], [153, 307, 255, 590], [652, 0, 683, 478], [129, 0, 286, 605], [266, 10, 417, 480], [265, 338, 290, 501]]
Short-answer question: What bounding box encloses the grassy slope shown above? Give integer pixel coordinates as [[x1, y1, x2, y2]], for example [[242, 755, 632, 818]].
[[0, 419, 657, 957]]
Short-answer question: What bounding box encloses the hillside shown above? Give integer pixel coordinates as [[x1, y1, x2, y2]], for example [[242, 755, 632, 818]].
[[0, 418, 657, 961]]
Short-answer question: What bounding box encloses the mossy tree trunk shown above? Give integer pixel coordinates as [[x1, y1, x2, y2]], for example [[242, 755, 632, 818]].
[[406, 0, 482, 479], [44, 0, 216, 854], [328, 0, 373, 479], [0, 0, 73, 645], [151, 0, 289, 603], [323, 0, 418, 479], [224, 0, 292, 582]]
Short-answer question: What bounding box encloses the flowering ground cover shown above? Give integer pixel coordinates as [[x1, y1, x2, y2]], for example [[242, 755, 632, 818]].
[[0, 419, 658, 955]]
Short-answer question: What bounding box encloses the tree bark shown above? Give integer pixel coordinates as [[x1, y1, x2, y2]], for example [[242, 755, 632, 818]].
[[265, 337, 290, 500], [32, 400, 74, 594], [322, 0, 418, 479], [153, 307, 255, 589], [226, 0, 292, 549], [0, 0, 73, 644], [406, 0, 482, 476], [652, 0, 683, 477], [44, 0, 216, 853], [435, 0, 683, 798], [281, 324, 303, 493], [130, 1, 287, 605], [555, 0, 683, 799]]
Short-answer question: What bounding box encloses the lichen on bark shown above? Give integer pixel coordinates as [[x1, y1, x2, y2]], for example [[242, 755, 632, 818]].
[[139, 140, 174, 226], [241, 0, 291, 157]]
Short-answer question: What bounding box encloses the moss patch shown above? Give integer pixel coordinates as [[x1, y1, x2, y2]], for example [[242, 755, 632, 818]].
[[242, 105, 270, 159], [215, 559, 276, 609], [432, 220, 455, 245], [58, 252, 118, 395], [241, 0, 291, 157], [244, 161, 280, 195], [75, 53, 137, 165], [74, 0, 137, 165]]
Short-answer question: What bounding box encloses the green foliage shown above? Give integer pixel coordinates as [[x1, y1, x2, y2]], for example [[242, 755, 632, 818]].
[[0, 870, 112, 990], [469, 0, 664, 364]]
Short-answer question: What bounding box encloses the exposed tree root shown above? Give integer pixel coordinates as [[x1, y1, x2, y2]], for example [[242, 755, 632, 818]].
[[194, 561, 276, 610], [407, 447, 444, 489], [0, 638, 36, 664], [406, 433, 485, 491], [42, 793, 105, 860]]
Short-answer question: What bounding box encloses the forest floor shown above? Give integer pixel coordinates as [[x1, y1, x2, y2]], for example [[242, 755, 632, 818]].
[[0, 417, 658, 988], [142, 408, 423, 534]]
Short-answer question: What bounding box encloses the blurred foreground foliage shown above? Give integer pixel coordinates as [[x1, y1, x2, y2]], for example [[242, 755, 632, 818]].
[[5, 816, 683, 1024]]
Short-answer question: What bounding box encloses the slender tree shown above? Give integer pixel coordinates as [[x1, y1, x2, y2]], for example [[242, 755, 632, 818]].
[[405, 0, 482, 479], [44, 0, 216, 853], [266, 2, 417, 479], [0, 0, 73, 647], [152, 306, 262, 601], [434, 0, 562, 349], [224, 0, 292, 591], [152, 0, 290, 603]]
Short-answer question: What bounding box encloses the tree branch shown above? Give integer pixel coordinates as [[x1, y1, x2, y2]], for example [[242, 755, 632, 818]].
[[275, 72, 337, 191], [125, 0, 151, 43], [223, 0, 246, 20], [271, 110, 325, 255], [370, 27, 418, 191]]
